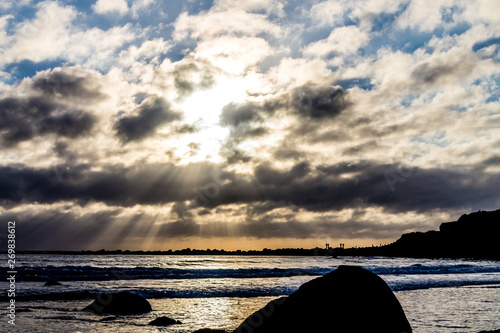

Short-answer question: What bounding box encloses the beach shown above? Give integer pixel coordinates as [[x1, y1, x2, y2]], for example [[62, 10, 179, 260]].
[[2, 255, 499, 332]]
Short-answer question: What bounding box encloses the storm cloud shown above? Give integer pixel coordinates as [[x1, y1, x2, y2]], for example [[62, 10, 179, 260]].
[[288, 85, 351, 119], [0, 96, 95, 146], [31, 68, 108, 102], [114, 96, 182, 142], [2, 159, 499, 215], [220, 102, 261, 126]]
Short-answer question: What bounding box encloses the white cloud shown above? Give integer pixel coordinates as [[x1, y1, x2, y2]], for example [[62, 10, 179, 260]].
[[462, 0, 500, 27], [268, 57, 335, 89], [92, 0, 129, 16], [131, 0, 156, 18], [69, 25, 136, 69], [310, 0, 348, 27], [215, 0, 286, 17], [397, 0, 456, 32], [0, 0, 32, 10], [195, 36, 274, 74], [303, 25, 369, 58], [119, 38, 171, 67], [2, 1, 76, 64], [173, 9, 282, 40], [0, 15, 13, 49], [1, 1, 136, 69]]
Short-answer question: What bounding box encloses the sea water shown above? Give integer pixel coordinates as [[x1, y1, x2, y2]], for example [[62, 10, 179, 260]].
[[1, 255, 499, 332]]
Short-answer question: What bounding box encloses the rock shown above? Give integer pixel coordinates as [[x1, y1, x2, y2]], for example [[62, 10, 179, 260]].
[[192, 329, 227, 333], [82, 291, 152, 314], [148, 316, 182, 326], [234, 265, 412, 333], [387, 209, 500, 259], [100, 316, 117, 321], [44, 279, 62, 286]]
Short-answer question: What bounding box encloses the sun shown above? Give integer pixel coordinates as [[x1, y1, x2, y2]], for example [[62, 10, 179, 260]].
[[173, 75, 256, 163]]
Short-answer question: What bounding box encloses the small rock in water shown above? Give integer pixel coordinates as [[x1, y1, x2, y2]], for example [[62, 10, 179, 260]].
[[82, 291, 152, 314], [148, 316, 182, 326], [44, 280, 62, 286]]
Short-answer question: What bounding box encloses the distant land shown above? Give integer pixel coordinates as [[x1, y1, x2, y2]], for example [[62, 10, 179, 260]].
[[338, 208, 500, 260], [11, 209, 499, 260]]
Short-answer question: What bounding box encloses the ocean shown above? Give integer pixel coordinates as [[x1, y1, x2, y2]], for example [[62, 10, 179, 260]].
[[1, 255, 499, 332]]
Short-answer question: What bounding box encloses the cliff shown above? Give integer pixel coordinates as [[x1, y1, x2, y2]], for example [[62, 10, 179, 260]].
[[338, 209, 500, 260]]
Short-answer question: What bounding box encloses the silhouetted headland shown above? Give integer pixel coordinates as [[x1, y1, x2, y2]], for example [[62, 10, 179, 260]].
[[336, 209, 500, 260]]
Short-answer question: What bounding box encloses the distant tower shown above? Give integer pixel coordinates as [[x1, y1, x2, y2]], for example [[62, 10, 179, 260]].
[[326, 243, 329, 249]]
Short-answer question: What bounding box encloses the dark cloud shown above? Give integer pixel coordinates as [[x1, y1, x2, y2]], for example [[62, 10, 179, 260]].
[[0, 162, 225, 207], [220, 102, 261, 126], [217, 84, 352, 168], [158, 220, 201, 237], [114, 96, 182, 142], [31, 68, 107, 102], [173, 123, 199, 134], [411, 54, 476, 86], [172, 59, 215, 97], [1, 160, 499, 216], [255, 162, 310, 186], [343, 140, 379, 155], [288, 85, 351, 119], [272, 145, 305, 160], [306, 129, 349, 143], [219, 126, 267, 165], [0, 96, 95, 146], [221, 84, 351, 130], [2, 157, 499, 249], [222, 149, 252, 164], [481, 155, 500, 168], [412, 62, 456, 84]]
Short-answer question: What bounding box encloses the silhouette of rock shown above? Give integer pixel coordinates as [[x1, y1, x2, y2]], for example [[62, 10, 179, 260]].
[[44, 279, 62, 286], [82, 291, 152, 314], [338, 209, 500, 259], [148, 316, 182, 326], [234, 265, 412, 333], [390, 209, 500, 259]]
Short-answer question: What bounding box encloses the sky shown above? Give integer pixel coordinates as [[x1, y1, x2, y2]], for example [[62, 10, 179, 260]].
[[0, 0, 499, 251]]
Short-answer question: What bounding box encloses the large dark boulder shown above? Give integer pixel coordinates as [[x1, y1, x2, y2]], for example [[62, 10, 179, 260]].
[[234, 265, 412, 333], [82, 291, 152, 314]]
